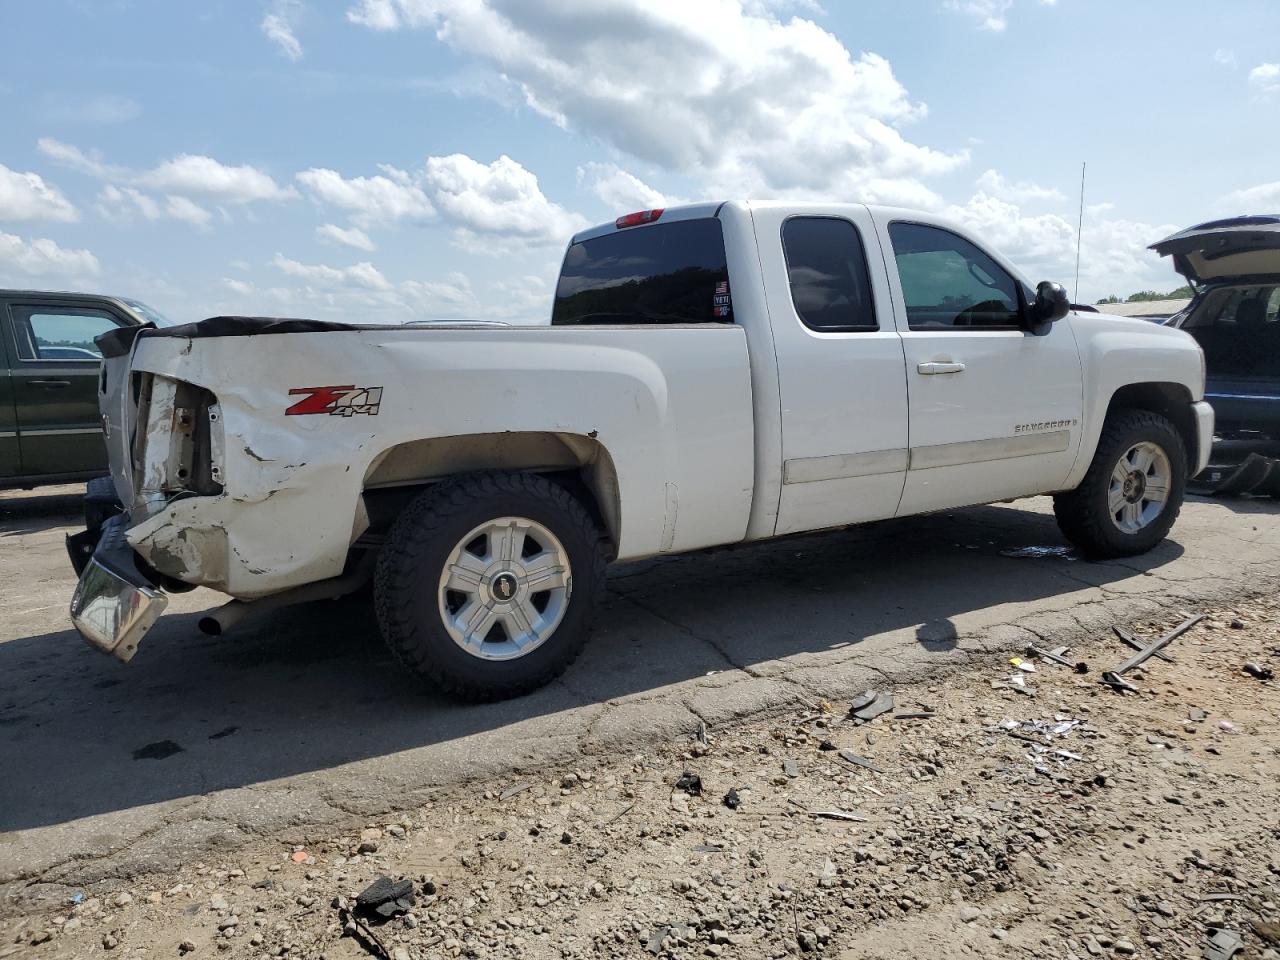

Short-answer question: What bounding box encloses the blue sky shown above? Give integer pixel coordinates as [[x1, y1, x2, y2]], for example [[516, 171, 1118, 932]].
[[1, 0, 1278, 322]]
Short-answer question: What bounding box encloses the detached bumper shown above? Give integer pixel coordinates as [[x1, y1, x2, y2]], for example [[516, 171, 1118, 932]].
[[69, 514, 167, 662], [1192, 401, 1215, 477]]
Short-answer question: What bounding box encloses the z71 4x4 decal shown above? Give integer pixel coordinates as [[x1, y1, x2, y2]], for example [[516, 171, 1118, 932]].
[[285, 386, 384, 417]]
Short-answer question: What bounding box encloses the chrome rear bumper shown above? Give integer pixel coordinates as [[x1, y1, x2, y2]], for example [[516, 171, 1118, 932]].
[[69, 514, 167, 662]]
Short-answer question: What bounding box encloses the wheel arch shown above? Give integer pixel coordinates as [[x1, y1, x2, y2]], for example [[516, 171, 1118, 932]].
[[359, 431, 621, 554], [1104, 382, 1197, 473]]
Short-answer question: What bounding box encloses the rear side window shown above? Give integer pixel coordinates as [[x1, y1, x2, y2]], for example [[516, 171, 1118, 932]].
[[782, 217, 877, 331], [552, 218, 731, 326]]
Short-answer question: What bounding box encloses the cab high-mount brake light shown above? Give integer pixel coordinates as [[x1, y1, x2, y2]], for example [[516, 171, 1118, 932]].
[[615, 208, 664, 229]]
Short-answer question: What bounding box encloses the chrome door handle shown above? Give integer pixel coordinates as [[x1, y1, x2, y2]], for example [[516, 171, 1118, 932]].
[[29, 379, 72, 388], [917, 361, 965, 375]]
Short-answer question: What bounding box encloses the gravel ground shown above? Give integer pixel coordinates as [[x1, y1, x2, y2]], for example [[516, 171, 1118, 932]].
[[6, 598, 1278, 960]]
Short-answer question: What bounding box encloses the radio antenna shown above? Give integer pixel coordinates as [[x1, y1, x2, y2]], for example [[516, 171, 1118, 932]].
[[1074, 162, 1086, 303]]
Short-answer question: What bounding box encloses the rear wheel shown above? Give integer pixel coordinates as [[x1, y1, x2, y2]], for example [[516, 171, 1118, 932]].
[[1053, 409, 1187, 558], [374, 472, 606, 701]]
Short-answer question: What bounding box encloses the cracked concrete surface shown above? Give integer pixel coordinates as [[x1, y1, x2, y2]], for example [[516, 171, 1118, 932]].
[[2, 486, 1279, 911]]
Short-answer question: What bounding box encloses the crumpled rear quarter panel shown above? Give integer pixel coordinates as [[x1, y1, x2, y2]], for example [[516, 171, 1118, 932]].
[[124, 325, 755, 598]]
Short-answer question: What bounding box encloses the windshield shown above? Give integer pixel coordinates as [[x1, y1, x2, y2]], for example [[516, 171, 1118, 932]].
[[120, 298, 177, 327]]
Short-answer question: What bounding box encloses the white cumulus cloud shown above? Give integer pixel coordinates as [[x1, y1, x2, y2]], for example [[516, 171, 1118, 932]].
[[164, 194, 214, 228], [272, 253, 393, 291], [96, 185, 213, 228], [945, 0, 1056, 31], [974, 169, 1065, 204], [316, 222, 376, 251], [0, 164, 79, 222], [140, 154, 295, 202], [0, 230, 100, 278], [1222, 180, 1280, 210], [577, 162, 684, 212], [424, 154, 587, 248], [37, 138, 126, 179], [944, 185, 1177, 301], [296, 165, 435, 225], [262, 0, 304, 60], [347, 1, 966, 204], [1249, 62, 1280, 97]]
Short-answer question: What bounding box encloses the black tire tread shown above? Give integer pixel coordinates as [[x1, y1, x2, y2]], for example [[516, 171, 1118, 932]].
[[374, 471, 606, 702], [1053, 408, 1186, 558]]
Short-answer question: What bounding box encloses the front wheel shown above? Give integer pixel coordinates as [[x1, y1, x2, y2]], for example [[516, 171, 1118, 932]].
[[375, 472, 606, 701], [1053, 409, 1187, 558]]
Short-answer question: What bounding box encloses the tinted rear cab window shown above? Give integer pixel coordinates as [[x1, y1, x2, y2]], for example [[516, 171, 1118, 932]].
[[552, 218, 731, 325], [782, 217, 877, 331]]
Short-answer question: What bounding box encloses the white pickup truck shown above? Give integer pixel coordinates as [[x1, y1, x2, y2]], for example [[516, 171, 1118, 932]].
[[70, 201, 1212, 700]]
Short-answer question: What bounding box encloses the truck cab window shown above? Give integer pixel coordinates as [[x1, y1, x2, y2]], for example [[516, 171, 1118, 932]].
[[888, 222, 1021, 330], [12, 307, 120, 361], [781, 217, 878, 331], [552, 218, 730, 326]]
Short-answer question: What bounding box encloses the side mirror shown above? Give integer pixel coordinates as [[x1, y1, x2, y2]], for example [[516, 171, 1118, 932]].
[[1028, 280, 1070, 333]]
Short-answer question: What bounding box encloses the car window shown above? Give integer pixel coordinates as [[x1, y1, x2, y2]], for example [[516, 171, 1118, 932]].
[[11, 306, 121, 361], [781, 217, 878, 331], [552, 218, 730, 325], [1187, 286, 1277, 326], [888, 222, 1021, 330]]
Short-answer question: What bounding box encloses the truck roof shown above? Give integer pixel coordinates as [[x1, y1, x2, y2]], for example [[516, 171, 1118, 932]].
[[570, 200, 986, 246], [568, 200, 1034, 294]]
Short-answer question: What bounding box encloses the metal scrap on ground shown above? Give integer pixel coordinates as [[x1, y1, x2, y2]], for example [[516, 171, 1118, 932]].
[[848, 689, 894, 722]]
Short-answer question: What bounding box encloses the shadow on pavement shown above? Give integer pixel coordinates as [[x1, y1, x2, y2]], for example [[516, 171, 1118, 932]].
[[0, 502, 1190, 832], [0, 487, 84, 538]]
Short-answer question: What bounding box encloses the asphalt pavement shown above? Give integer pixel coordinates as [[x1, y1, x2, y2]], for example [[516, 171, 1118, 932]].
[[3, 484, 1279, 907]]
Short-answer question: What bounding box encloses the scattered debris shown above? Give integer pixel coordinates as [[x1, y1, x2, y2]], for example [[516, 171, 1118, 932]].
[[674, 771, 703, 796], [1101, 670, 1141, 694], [1243, 661, 1274, 681], [785, 799, 867, 823], [1203, 928, 1244, 960], [848, 689, 894, 722], [354, 876, 415, 919], [836, 749, 886, 774], [339, 904, 395, 960], [992, 677, 1036, 697], [499, 782, 534, 801], [1113, 624, 1175, 663], [1112, 614, 1204, 675], [19, 598, 1280, 960], [1026, 644, 1088, 673]]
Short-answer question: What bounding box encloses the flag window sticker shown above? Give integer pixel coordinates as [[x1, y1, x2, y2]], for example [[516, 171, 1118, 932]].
[[713, 280, 732, 318]]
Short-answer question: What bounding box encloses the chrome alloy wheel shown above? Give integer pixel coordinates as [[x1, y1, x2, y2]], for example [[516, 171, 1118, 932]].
[[1108, 441, 1172, 534], [437, 517, 572, 661]]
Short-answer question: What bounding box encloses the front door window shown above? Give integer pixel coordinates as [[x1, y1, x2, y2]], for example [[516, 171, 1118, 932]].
[[888, 222, 1022, 330]]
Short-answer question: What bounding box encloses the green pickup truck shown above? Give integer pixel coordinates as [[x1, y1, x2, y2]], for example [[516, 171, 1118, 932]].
[[1, 289, 171, 490]]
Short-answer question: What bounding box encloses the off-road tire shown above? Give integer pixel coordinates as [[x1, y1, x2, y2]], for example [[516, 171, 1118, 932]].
[[374, 471, 606, 702], [1053, 409, 1187, 558]]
